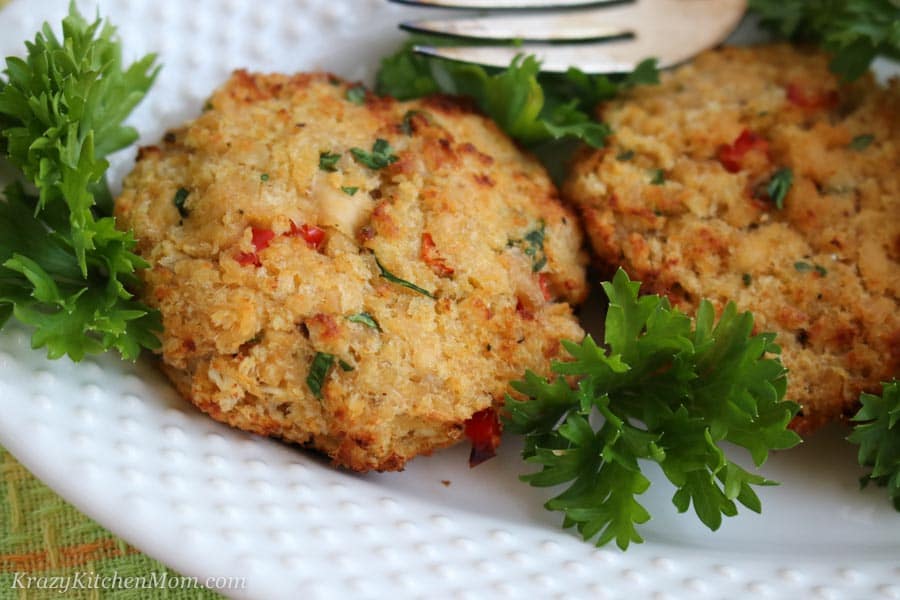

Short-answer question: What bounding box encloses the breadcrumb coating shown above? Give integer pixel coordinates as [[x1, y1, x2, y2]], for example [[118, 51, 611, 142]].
[[565, 45, 899, 434], [116, 71, 587, 471]]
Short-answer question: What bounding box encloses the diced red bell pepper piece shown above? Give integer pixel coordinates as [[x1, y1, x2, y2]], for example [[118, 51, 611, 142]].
[[464, 407, 502, 467], [786, 83, 839, 110], [288, 222, 326, 249], [235, 252, 259, 267], [251, 227, 275, 251], [420, 232, 454, 277], [538, 273, 552, 301], [717, 129, 769, 173], [236, 227, 275, 267]]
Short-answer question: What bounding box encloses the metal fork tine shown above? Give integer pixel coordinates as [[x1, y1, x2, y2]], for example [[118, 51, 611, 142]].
[[414, 43, 646, 73], [407, 0, 746, 74], [389, 0, 622, 10], [402, 9, 632, 43]]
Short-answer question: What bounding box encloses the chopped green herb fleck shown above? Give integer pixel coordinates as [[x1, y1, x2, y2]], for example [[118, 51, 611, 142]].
[[767, 168, 793, 209], [742, 273, 752, 286], [341, 186, 359, 196], [346, 84, 367, 105], [319, 151, 342, 172], [338, 359, 355, 372], [348, 312, 380, 330], [375, 256, 434, 298], [401, 110, 425, 135], [524, 227, 545, 247], [509, 222, 547, 272], [649, 169, 665, 185], [794, 261, 828, 276], [525, 225, 547, 272], [849, 134, 874, 151], [260, 173, 270, 182], [173, 188, 190, 217], [307, 352, 336, 398], [351, 139, 399, 170], [616, 150, 635, 161]]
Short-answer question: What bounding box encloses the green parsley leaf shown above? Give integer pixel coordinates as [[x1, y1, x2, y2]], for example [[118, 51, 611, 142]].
[[307, 352, 335, 399], [341, 186, 359, 196], [748, 0, 900, 81], [849, 134, 874, 151], [0, 4, 161, 361], [375, 39, 443, 100], [260, 173, 270, 182], [504, 268, 800, 550], [376, 37, 658, 150], [649, 169, 666, 185], [849, 381, 900, 510], [347, 312, 380, 331], [767, 168, 793, 209], [625, 59, 661, 87], [0, 183, 162, 361], [351, 139, 399, 170], [338, 358, 355, 372], [374, 255, 434, 298], [742, 273, 753, 286], [319, 151, 342, 172], [173, 187, 190, 218], [616, 150, 635, 162], [346, 84, 367, 105]]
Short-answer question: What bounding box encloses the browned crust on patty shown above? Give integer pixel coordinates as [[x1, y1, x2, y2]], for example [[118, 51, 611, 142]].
[[116, 70, 587, 471], [565, 45, 899, 434]]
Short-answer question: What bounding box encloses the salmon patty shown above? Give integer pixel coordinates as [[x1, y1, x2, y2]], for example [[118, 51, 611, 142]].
[[115, 71, 587, 471], [565, 45, 899, 434]]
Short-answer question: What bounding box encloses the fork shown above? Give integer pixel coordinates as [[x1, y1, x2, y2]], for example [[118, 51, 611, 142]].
[[389, 0, 747, 73]]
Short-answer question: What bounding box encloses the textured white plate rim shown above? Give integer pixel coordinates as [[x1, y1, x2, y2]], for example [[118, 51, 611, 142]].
[[1, 1, 899, 599]]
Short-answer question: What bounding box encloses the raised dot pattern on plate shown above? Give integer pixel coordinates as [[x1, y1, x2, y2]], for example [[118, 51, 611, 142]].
[[1, 1, 899, 599]]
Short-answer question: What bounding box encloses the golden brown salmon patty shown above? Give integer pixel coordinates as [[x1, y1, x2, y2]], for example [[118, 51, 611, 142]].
[[116, 71, 587, 471], [565, 45, 899, 434]]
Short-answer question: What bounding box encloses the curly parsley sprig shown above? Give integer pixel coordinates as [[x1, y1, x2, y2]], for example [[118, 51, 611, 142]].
[[848, 381, 900, 510], [504, 269, 801, 550], [0, 3, 161, 360]]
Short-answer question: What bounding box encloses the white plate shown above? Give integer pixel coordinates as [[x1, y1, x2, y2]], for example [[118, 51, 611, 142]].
[[1, 1, 899, 598]]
